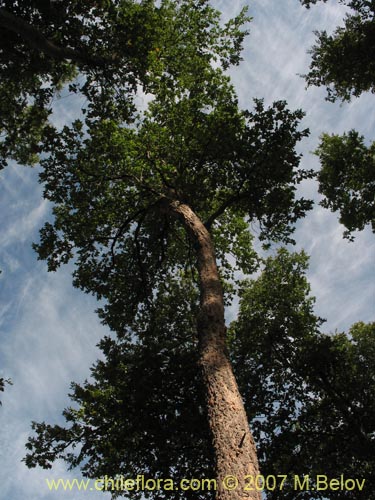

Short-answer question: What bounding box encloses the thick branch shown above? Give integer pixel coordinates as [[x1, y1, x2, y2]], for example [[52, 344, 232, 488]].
[[204, 187, 247, 229], [133, 217, 148, 290], [0, 8, 109, 67]]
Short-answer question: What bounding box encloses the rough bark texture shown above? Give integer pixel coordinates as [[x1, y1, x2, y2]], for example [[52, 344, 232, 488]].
[[168, 199, 261, 500]]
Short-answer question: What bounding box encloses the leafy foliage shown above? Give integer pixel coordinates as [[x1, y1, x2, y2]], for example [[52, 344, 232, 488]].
[[300, 0, 375, 237], [0, 0, 250, 167], [300, 0, 375, 101], [316, 131, 375, 238], [0, 0, 152, 165]]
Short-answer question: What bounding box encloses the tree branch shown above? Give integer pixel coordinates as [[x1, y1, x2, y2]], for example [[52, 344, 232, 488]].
[[133, 216, 148, 290], [0, 8, 110, 67], [110, 206, 149, 265], [204, 189, 247, 229]]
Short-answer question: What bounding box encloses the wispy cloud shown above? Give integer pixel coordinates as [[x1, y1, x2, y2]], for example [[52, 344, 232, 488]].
[[0, 166, 110, 499], [0, 265, 111, 499]]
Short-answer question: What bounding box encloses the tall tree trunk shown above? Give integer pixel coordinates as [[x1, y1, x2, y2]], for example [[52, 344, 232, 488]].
[[168, 199, 261, 500]]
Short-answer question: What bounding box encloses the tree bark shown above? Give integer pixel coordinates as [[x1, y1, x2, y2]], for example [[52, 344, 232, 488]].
[[167, 199, 261, 500]]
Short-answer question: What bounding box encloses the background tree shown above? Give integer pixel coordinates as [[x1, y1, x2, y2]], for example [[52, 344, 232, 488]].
[[0, 376, 11, 405], [316, 130, 375, 238], [231, 249, 375, 499], [0, 0, 199, 166], [300, 0, 375, 102], [300, 0, 375, 238]]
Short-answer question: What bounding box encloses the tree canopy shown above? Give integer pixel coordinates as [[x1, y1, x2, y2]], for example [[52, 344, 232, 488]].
[[231, 250, 375, 498], [29, 2, 313, 334], [0, 0, 248, 166], [0, 0, 152, 165]]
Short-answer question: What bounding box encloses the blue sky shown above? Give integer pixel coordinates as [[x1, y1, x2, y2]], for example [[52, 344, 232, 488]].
[[0, 1, 374, 499]]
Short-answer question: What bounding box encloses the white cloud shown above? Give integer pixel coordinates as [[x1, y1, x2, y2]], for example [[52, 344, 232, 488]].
[[0, 165, 49, 249]]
